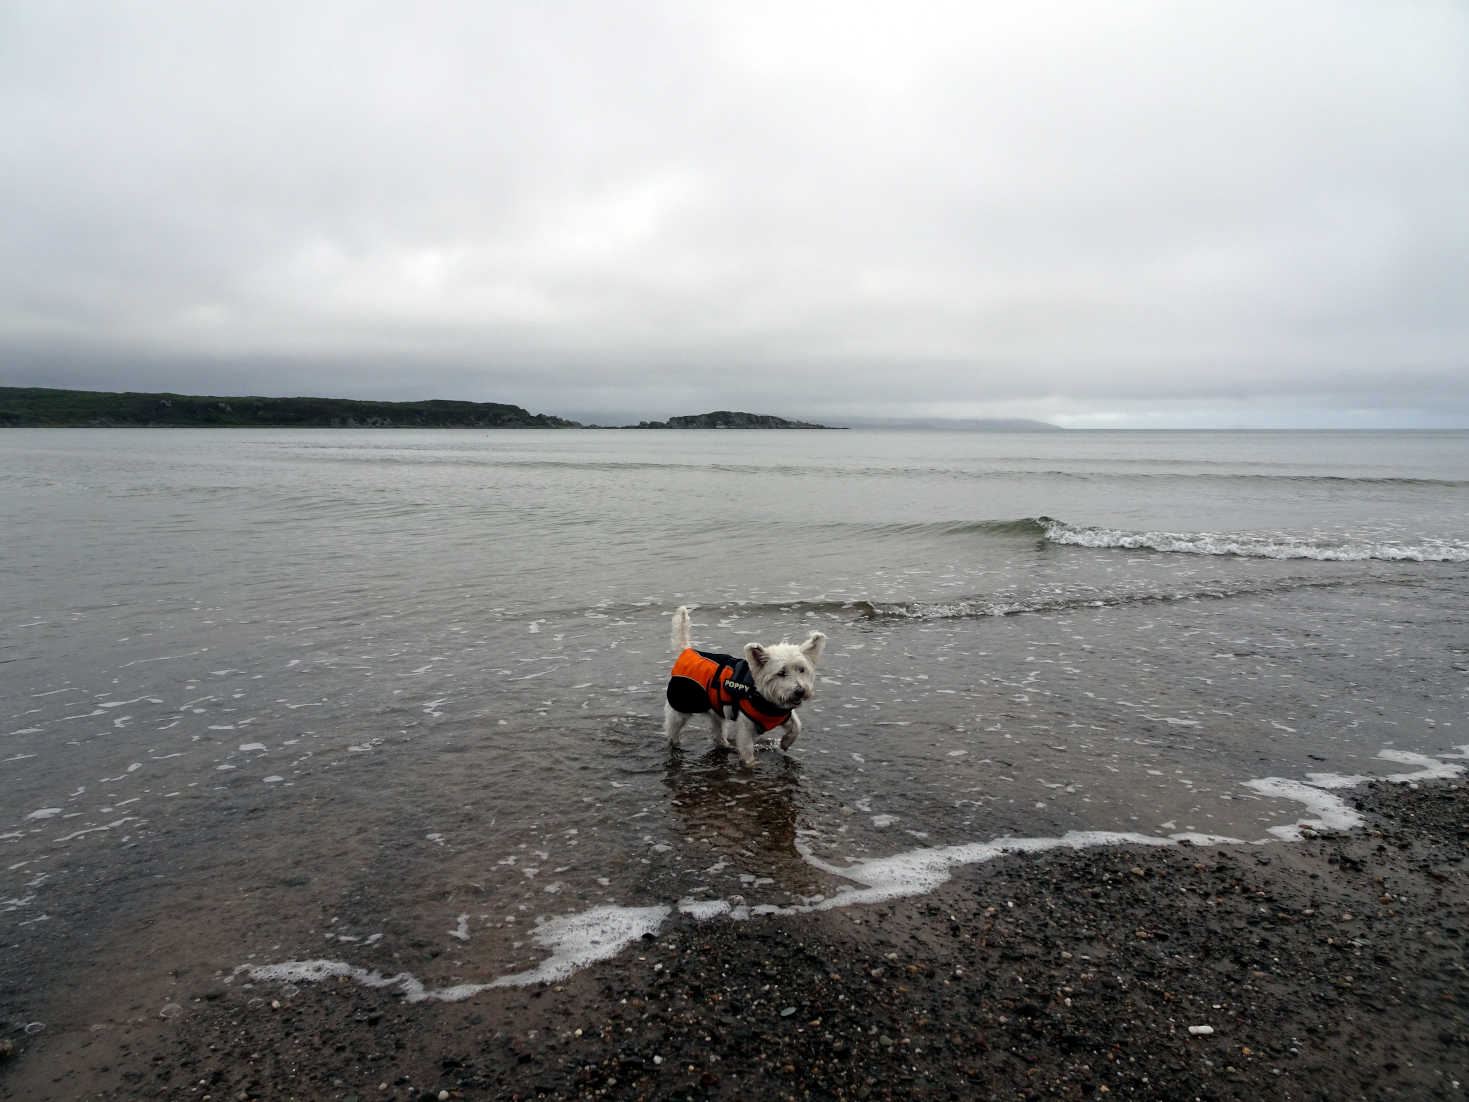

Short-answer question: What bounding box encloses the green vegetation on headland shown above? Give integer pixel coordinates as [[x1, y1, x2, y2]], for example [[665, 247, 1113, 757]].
[[0, 387, 577, 428], [622, 410, 838, 429], [0, 387, 842, 430]]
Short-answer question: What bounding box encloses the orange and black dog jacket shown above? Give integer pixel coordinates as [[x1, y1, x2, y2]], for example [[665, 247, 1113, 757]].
[[667, 648, 792, 733]]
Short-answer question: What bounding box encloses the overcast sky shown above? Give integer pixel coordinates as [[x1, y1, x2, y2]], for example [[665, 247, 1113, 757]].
[[3, 2, 1467, 427]]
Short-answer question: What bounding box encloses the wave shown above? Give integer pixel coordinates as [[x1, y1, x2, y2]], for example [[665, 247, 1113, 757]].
[[1039, 518, 1469, 563], [806, 515, 1469, 563], [815, 517, 1053, 541], [850, 575, 1367, 623], [632, 574, 1370, 626]]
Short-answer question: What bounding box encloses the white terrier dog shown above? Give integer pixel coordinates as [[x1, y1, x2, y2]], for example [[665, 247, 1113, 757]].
[[664, 606, 826, 767]]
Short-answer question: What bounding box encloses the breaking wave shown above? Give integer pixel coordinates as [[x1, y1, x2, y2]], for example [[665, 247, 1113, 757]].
[[807, 516, 1468, 562], [1038, 517, 1469, 562], [636, 576, 1365, 626], [850, 575, 1360, 622]]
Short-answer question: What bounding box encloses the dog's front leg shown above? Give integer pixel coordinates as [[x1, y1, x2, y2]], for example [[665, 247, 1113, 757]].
[[779, 710, 802, 751], [710, 712, 731, 749], [733, 716, 759, 768]]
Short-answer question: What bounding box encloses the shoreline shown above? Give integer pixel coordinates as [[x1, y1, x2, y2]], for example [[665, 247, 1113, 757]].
[[4, 779, 1464, 1101]]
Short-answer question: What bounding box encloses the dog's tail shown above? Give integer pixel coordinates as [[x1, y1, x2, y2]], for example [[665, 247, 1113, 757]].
[[671, 605, 693, 653]]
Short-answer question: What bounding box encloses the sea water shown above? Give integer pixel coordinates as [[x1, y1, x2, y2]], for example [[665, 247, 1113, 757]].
[[3, 428, 1467, 1006]]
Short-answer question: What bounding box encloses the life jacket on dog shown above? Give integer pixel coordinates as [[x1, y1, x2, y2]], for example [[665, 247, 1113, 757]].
[[666, 648, 792, 733]]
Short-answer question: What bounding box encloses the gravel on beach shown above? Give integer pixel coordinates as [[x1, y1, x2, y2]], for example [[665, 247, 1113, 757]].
[[3, 779, 1465, 1102]]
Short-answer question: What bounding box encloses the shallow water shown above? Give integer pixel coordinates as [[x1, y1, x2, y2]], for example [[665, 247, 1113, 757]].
[[3, 428, 1467, 1006]]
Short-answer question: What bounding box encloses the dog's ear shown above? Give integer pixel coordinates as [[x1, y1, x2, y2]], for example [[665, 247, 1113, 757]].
[[801, 631, 827, 664], [744, 642, 769, 670]]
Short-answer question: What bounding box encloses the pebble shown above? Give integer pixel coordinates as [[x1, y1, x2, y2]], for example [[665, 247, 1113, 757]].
[[1188, 1025, 1215, 1036]]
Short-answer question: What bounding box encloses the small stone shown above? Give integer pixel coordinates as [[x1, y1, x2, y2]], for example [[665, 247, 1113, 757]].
[[780, 1006, 796, 1017], [1188, 1025, 1215, 1036], [439, 1092, 450, 1101]]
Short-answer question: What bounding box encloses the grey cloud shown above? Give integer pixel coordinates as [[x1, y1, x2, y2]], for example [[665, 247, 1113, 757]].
[[3, 1, 1467, 426]]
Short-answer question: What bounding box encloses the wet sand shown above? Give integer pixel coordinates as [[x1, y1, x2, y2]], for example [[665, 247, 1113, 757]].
[[3, 779, 1464, 1101]]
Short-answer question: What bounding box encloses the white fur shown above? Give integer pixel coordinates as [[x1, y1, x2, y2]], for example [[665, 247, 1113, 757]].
[[664, 605, 826, 767]]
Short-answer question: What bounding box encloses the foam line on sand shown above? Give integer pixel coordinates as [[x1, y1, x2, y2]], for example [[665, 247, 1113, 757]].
[[237, 747, 1465, 1003]]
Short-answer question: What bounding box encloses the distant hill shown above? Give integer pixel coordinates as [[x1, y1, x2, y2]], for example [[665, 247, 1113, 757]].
[[0, 387, 1049, 432], [0, 387, 578, 428], [623, 410, 839, 429]]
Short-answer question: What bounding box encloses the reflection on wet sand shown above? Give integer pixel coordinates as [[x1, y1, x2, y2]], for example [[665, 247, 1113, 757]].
[[663, 746, 804, 857]]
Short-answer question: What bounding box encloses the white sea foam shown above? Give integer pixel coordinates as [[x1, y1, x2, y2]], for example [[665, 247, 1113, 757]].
[[1303, 749, 1464, 790], [795, 828, 1246, 909], [53, 817, 140, 844], [677, 898, 733, 920], [240, 959, 467, 1004], [240, 904, 670, 1002], [1043, 520, 1469, 563], [1241, 779, 1363, 840]]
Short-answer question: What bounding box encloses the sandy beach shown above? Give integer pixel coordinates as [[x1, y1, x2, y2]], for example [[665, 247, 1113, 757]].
[[4, 778, 1463, 1101]]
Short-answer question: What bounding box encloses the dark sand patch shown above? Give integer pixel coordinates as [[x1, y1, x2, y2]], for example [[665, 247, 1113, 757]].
[[3, 780, 1464, 1101]]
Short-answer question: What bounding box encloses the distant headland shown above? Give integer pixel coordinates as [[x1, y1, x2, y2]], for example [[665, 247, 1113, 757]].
[[0, 386, 1059, 431], [0, 387, 577, 429], [620, 411, 837, 430], [0, 388, 844, 430]]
